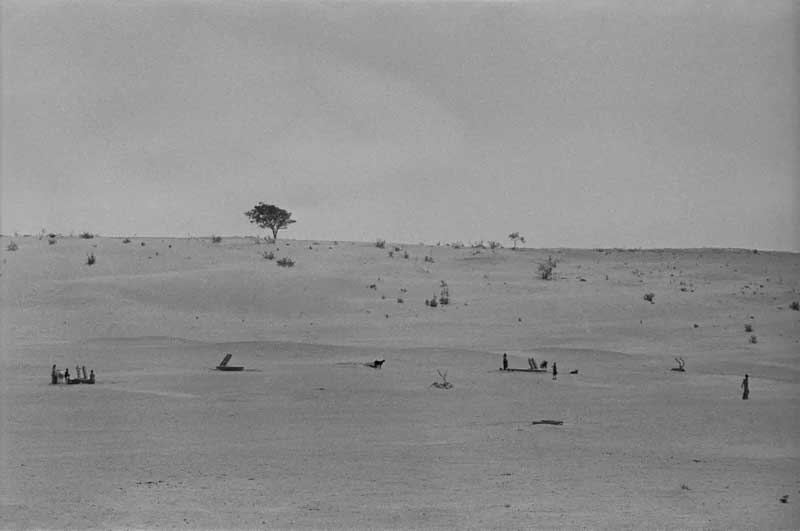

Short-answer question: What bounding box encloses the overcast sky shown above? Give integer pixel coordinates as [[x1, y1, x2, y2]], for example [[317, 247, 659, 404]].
[[2, 1, 798, 249]]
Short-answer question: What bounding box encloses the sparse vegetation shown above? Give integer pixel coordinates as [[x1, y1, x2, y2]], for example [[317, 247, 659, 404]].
[[375, 239, 386, 249], [643, 292, 655, 303], [276, 257, 295, 268], [79, 232, 94, 239], [48, 236, 57, 245], [211, 235, 222, 243], [790, 301, 799, 311], [263, 251, 275, 260], [424, 255, 434, 263], [122, 238, 131, 244], [538, 255, 558, 280], [488, 241, 502, 250], [86, 253, 96, 266], [508, 232, 525, 250], [244, 202, 296, 241], [439, 280, 450, 305], [749, 335, 758, 344], [744, 323, 753, 333], [430, 370, 453, 389], [6, 241, 18, 251]]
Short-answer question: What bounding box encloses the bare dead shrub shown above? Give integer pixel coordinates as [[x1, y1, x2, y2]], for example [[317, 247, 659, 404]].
[[430, 369, 453, 389], [790, 301, 799, 311], [6, 241, 18, 251], [744, 323, 753, 333], [263, 251, 275, 260], [749, 335, 758, 344], [86, 252, 96, 266], [211, 235, 222, 243], [538, 255, 558, 280], [375, 239, 386, 249]]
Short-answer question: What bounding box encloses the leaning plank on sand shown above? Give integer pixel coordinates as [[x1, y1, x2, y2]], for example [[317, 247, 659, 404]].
[[216, 353, 244, 371]]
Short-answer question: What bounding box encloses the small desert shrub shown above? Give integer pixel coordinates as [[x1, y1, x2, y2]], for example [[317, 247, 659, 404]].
[[790, 301, 799, 311], [643, 293, 655, 303], [86, 253, 96, 265], [140, 242, 146, 246], [388, 251, 394, 258], [211, 235, 222, 243], [375, 239, 386, 249], [48, 237, 57, 245], [276, 257, 295, 267], [397, 297, 404, 304], [429, 295, 438, 307], [122, 238, 131, 244], [749, 335, 758, 344], [79, 232, 94, 239], [451, 241, 464, 249], [744, 323, 753, 333], [430, 370, 453, 390], [263, 251, 275, 260], [424, 255, 434, 263], [6, 241, 18, 251], [439, 280, 450, 305], [488, 241, 502, 250], [403, 250, 410, 259], [538, 256, 558, 280]]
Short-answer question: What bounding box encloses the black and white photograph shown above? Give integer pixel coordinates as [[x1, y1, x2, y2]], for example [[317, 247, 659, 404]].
[[1, 1, 798, 528]]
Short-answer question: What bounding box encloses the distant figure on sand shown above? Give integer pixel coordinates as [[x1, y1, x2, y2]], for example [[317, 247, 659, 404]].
[[64, 368, 70, 383], [552, 362, 558, 380], [502, 353, 508, 371], [51, 365, 58, 384], [89, 370, 95, 383], [741, 374, 749, 400]]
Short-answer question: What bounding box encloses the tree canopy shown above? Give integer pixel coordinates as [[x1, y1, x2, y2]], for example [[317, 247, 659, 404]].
[[244, 203, 296, 241]]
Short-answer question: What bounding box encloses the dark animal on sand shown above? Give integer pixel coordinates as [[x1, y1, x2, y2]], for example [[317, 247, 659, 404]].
[[368, 359, 385, 369]]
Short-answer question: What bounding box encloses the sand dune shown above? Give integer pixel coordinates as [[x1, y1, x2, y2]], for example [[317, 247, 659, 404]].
[[1, 236, 798, 528]]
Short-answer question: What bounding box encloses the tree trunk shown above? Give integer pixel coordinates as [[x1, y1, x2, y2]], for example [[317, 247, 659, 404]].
[[272, 227, 279, 241]]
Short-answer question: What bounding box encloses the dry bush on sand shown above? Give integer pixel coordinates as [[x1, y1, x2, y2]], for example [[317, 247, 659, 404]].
[[643, 292, 655, 303], [538, 255, 558, 280], [430, 370, 453, 389], [744, 323, 753, 333], [276, 257, 295, 267], [263, 251, 275, 260], [749, 335, 758, 344], [211, 235, 222, 243], [375, 239, 386, 249], [6, 241, 18, 251], [86, 253, 96, 266], [790, 301, 799, 311]]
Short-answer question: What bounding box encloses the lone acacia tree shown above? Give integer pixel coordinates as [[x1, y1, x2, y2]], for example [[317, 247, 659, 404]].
[[508, 232, 525, 250], [245, 202, 296, 241]]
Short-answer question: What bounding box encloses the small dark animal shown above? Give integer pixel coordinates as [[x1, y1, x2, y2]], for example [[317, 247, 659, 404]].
[[569, 369, 578, 375], [369, 359, 385, 369], [539, 360, 548, 369]]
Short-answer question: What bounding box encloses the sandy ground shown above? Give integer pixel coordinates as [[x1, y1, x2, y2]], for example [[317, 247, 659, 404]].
[[1, 235, 799, 529]]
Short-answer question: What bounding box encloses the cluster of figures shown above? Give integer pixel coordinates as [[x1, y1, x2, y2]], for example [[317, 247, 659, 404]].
[[502, 353, 558, 379], [51, 364, 95, 385]]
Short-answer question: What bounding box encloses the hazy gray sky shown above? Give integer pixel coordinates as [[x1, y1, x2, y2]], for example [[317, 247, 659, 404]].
[[3, 1, 798, 249]]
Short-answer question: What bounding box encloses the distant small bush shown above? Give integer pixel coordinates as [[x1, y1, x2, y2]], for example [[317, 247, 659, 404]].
[[122, 238, 131, 244], [140, 242, 146, 247], [397, 297, 404, 304], [211, 235, 222, 243], [489, 241, 502, 250], [790, 301, 799, 311], [375, 239, 386, 249], [403, 250, 410, 259], [87, 253, 96, 265], [79, 232, 94, 239], [538, 256, 558, 280], [6, 241, 18, 251], [424, 255, 434, 263], [749, 335, 758, 344], [263, 251, 275, 260], [744, 323, 753, 333], [451, 241, 464, 249], [643, 292, 655, 303], [48, 237, 57, 245], [276, 257, 295, 267], [388, 251, 394, 258]]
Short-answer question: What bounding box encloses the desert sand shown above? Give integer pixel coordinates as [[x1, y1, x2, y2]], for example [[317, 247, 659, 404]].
[[1, 235, 798, 529]]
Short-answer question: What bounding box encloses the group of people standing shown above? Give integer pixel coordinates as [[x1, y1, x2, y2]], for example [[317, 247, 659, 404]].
[[51, 364, 95, 384]]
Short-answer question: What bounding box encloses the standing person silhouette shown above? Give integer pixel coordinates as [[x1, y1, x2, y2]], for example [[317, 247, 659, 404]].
[[552, 362, 558, 380], [741, 374, 749, 400], [502, 353, 508, 371]]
